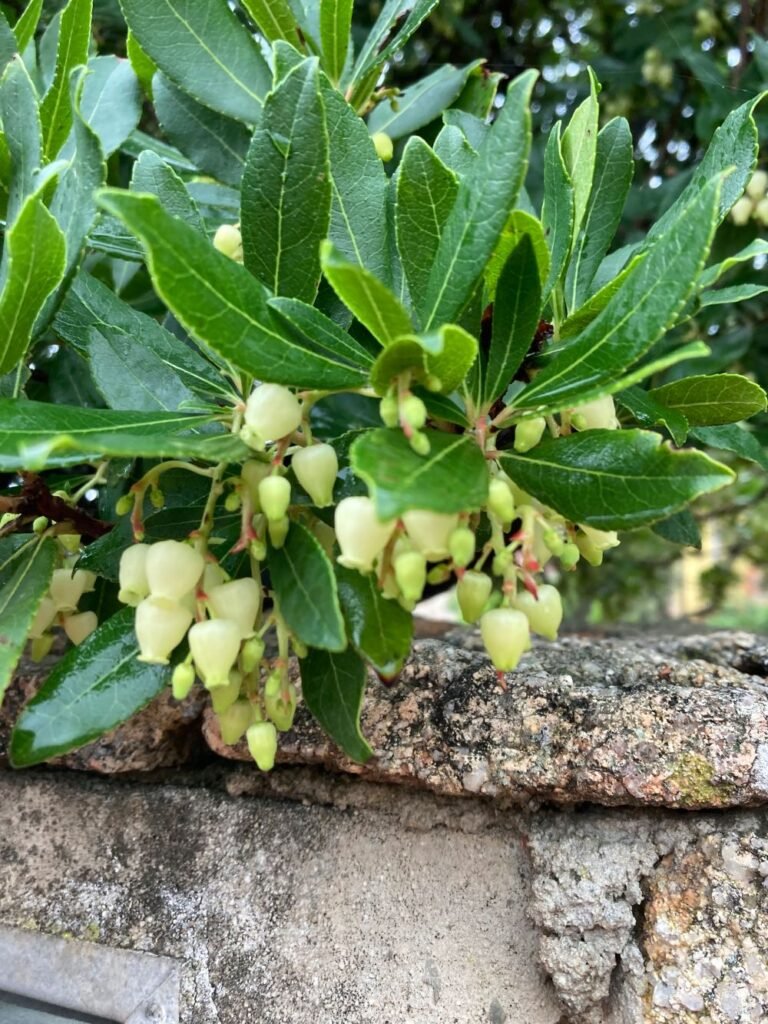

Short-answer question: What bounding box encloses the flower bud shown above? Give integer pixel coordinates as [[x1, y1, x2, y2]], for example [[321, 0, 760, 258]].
[[115, 494, 133, 516], [58, 533, 82, 555], [514, 417, 546, 453], [755, 197, 768, 228], [543, 529, 564, 557], [487, 478, 515, 524], [292, 443, 338, 507], [372, 131, 394, 162], [571, 395, 618, 430], [145, 540, 204, 602], [400, 395, 427, 431], [240, 635, 265, 674], [264, 670, 298, 732], [409, 430, 431, 456], [149, 485, 164, 509], [559, 541, 580, 568], [379, 393, 399, 427], [213, 223, 243, 262], [456, 570, 493, 623], [208, 577, 261, 639], [250, 536, 267, 561], [247, 720, 278, 771], [49, 568, 89, 613], [731, 195, 754, 226], [268, 515, 290, 548], [28, 595, 57, 640], [244, 383, 302, 446], [402, 509, 459, 561], [135, 596, 193, 664], [188, 618, 242, 689], [258, 475, 291, 522], [224, 491, 241, 513], [32, 516, 49, 534], [492, 548, 513, 577], [335, 496, 396, 573], [427, 563, 452, 585], [171, 661, 196, 701], [448, 526, 475, 568], [574, 526, 619, 567], [241, 459, 271, 509], [480, 607, 530, 672], [210, 671, 242, 714], [512, 583, 563, 641], [746, 169, 768, 201], [63, 611, 98, 645], [394, 551, 427, 603], [219, 699, 255, 746]]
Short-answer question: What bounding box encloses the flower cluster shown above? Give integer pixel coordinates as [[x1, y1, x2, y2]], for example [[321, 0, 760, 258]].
[[731, 171, 768, 228]]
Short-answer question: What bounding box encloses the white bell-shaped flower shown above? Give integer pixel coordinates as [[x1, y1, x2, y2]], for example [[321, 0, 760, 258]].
[[213, 223, 243, 261], [456, 571, 493, 624], [62, 611, 98, 645], [135, 596, 193, 664], [49, 568, 89, 613], [512, 584, 563, 641], [207, 577, 262, 638], [219, 699, 255, 746], [335, 496, 396, 573], [118, 543, 150, 606], [258, 475, 291, 522], [28, 595, 57, 640], [480, 607, 530, 672], [571, 395, 618, 430], [746, 169, 768, 200], [145, 540, 204, 601], [188, 618, 242, 689], [244, 384, 302, 445], [402, 510, 459, 561], [246, 720, 278, 771], [292, 443, 338, 507], [202, 561, 228, 594]]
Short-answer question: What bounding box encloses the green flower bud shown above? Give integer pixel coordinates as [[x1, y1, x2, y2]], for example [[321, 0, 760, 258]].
[[189, 618, 242, 689], [149, 485, 164, 509], [543, 529, 564, 557], [268, 515, 290, 549], [264, 671, 298, 732], [172, 661, 196, 701], [424, 374, 442, 392], [492, 549, 513, 577], [292, 638, 308, 658], [487, 478, 515, 523], [335, 496, 396, 573], [559, 541, 580, 568], [224, 491, 241, 513], [219, 699, 255, 746], [394, 550, 427, 603], [379, 393, 399, 428], [371, 131, 394, 162], [480, 607, 530, 672], [115, 494, 133, 516], [292, 443, 338, 507], [32, 516, 49, 534], [135, 596, 193, 664], [145, 540, 204, 602], [210, 671, 242, 714], [448, 526, 475, 569], [511, 583, 563, 641], [456, 570, 493, 623], [250, 537, 268, 561], [244, 383, 302, 447], [241, 459, 272, 509], [247, 720, 279, 771], [514, 417, 546, 453], [258, 475, 291, 522], [208, 577, 262, 638], [62, 611, 98, 646], [213, 223, 243, 262], [403, 509, 459, 561], [409, 430, 431, 456], [240, 635, 265, 674], [400, 395, 427, 431], [427, 563, 452, 585]]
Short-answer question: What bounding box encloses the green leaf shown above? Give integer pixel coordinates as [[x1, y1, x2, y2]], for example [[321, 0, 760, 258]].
[[241, 59, 330, 302], [452, 67, 503, 120], [126, 29, 157, 97], [560, 68, 599, 246], [0, 13, 16, 75], [0, 537, 56, 703], [420, 69, 537, 330], [13, 0, 44, 52], [0, 193, 66, 375], [367, 60, 484, 140], [541, 121, 574, 301], [98, 190, 368, 390], [0, 536, 39, 591], [300, 646, 372, 763], [699, 239, 768, 289], [0, 400, 249, 471], [396, 137, 458, 304], [617, 385, 689, 446], [152, 73, 251, 187], [349, 0, 439, 86], [484, 210, 549, 301], [72, 55, 142, 157], [689, 424, 768, 472], [499, 429, 734, 530], [647, 94, 765, 239], [514, 176, 722, 413], [9, 606, 171, 767], [55, 271, 231, 399], [433, 123, 477, 177], [566, 116, 634, 310], [321, 241, 412, 345], [131, 150, 204, 232], [122, 128, 198, 173], [119, 0, 270, 124], [0, 57, 42, 231], [320, 0, 353, 83], [699, 283, 768, 307], [268, 296, 374, 369], [336, 564, 413, 677], [240, 0, 298, 43], [370, 324, 477, 395], [649, 374, 767, 427], [39, 0, 92, 158], [652, 510, 701, 549], [481, 234, 541, 406], [559, 256, 640, 341], [351, 428, 489, 519], [269, 521, 346, 651], [321, 78, 390, 283]]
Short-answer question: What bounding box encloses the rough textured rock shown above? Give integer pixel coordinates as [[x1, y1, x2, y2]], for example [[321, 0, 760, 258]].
[[206, 630, 768, 809]]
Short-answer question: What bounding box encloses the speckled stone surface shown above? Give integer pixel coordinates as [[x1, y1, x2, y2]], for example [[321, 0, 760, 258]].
[[205, 630, 768, 810]]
